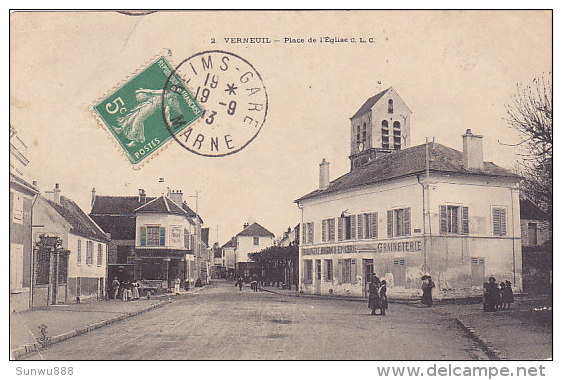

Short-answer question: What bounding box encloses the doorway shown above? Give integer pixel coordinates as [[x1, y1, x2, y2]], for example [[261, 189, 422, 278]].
[[363, 259, 374, 298]]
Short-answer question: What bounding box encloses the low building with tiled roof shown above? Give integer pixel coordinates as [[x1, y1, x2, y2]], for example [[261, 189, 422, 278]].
[[295, 88, 523, 300], [90, 189, 209, 291], [32, 184, 110, 305]]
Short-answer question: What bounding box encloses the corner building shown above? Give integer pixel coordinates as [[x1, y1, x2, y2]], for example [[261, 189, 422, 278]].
[[295, 88, 522, 299]]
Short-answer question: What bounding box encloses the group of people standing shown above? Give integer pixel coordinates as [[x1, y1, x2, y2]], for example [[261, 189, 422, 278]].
[[110, 277, 140, 301], [483, 277, 514, 312], [367, 274, 388, 315]]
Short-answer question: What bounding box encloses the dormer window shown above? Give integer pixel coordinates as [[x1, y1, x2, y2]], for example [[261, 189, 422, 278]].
[[388, 99, 394, 114]]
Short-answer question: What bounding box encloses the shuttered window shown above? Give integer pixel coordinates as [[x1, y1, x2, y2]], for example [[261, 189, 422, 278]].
[[97, 243, 103, 266], [86, 241, 93, 265], [388, 208, 411, 237], [350, 215, 356, 240], [358, 214, 364, 239], [140, 226, 147, 246], [322, 219, 327, 242], [338, 217, 343, 241], [370, 213, 378, 238], [359, 213, 378, 239], [492, 208, 507, 236], [77, 239, 82, 264], [307, 222, 314, 244], [440, 205, 469, 235], [324, 259, 333, 281]]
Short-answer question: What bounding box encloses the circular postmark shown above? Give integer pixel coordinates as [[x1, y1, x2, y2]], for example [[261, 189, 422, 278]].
[[162, 50, 268, 157]]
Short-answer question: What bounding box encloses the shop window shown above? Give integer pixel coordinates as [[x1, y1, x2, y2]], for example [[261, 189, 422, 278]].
[[324, 259, 333, 281], [492, 207, 507, 236], [387, 208, 411, 237], [304, 260, 313, 283]]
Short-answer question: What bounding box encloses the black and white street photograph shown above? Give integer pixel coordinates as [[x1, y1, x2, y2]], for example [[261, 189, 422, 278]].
[[7, 8, 553, 374]]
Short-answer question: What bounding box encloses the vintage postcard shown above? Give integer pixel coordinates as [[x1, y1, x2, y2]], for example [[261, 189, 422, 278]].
[[9, 9, 553, 373]]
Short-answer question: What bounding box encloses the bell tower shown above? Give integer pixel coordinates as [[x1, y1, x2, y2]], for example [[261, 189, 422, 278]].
[[349, 87, 412, 171]]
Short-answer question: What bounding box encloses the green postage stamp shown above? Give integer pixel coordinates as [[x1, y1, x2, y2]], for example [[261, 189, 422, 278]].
[[93, 56, 204, 166]]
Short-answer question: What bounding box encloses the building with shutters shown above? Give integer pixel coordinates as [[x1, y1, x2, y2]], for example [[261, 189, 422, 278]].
[[90, 189, 207, 292], [295, 88, 523, 299]]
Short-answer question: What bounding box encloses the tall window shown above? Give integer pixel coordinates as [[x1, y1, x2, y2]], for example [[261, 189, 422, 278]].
[[322, 218, 336, 242], [253, 236, 259, 245], [304, 260, 313, 283], [97, 243, 103, 266], [492, 208, 507, 236], [325, 259, 333, 281], [316, 259, 322, 280], [387, 208, 411, 237], [381, 120, 389, 149], [388, 99, 394, 113], [362, 122, 367, 142], [338, 215, 356, 241], [77, 239, 82, 264], [303, 222, 314, 244], [358, 213, 378, 239], [393, 121, 401, 150], [356, 125, 361, 144], [86, 241, 93, 265]]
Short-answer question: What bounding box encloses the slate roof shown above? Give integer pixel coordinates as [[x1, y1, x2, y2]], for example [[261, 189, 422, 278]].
[[221, 237, 236, 249], [90, 196, 156, 215], [10, 173, 39, 195], [134, 196, 187, 216], [296, 142, 520, 203], [236, 222, 275, 238], [46, 196, 109, 242], [350, 88, 390, 119], [88, 215, 136, 240], [520, 199, 548, 221]]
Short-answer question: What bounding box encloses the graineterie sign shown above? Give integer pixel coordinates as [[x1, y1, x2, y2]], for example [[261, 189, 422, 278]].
[[302, 239, 423, 256]]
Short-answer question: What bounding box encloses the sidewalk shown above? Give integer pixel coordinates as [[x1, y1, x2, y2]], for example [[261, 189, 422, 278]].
[[430, 295, 552, 360], [10, 287, 206, 359]]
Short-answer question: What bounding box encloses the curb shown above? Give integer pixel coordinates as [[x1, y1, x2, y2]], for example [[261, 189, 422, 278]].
[[453, 317, 506, 360], [10, 288, 206, 360]]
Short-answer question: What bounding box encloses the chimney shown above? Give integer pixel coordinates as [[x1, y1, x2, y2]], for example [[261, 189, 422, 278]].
[[53, 183, 61, 204], [138, 188, 146, 203], [32, 180, 38, 187], [243, 222, 250, 229], [462, 129, 484, 170], [319, 158, 330, 190], [169, 189, 183, 205], [91, 187, 96, 207]]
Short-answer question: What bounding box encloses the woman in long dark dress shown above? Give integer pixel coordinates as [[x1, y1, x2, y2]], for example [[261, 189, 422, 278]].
[[368, 278, 380, 315], [488, 277, 502, 311], [379, 280, 388, 315], [421, 275, 435, 307], [503, 280, 515, 309]]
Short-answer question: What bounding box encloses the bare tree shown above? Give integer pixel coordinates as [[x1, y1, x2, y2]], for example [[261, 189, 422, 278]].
[[506, 74, 552, 218]]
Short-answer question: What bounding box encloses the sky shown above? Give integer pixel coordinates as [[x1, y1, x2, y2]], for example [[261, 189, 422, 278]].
[[9, 10, 552, 246]]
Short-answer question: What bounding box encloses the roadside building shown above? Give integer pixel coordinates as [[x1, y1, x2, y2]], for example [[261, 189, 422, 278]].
[[520, 198, 551, 294], [10, 126, 40, 311], [227, 222, 275, 279], [295, 88, 522, 299], [90, 189, 207, 292], [221, 237, 237, 278]]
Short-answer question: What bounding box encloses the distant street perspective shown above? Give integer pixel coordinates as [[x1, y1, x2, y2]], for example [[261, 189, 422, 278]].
[[15, 280, 551, 361]]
